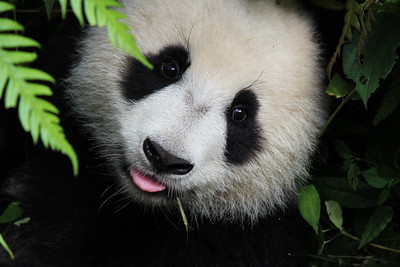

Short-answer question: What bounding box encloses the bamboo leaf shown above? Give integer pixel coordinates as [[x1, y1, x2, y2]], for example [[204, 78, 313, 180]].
[[299, 185, 321, 233]]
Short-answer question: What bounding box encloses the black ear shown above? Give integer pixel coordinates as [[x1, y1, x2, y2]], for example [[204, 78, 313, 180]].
[[225, 90, 263, 164], [120, 45, 190, 101]]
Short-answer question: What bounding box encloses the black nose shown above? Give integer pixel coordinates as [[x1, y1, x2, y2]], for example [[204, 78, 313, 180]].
[[143, 138, 193, 175]]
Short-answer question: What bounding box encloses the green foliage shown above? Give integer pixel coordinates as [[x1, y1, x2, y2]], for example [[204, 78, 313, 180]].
[[302, 1, 400, 264], [0, 202, 23, 259], [373, 65, 400, 125], [299, 185, 321, 234], [0, 1, 78, 176], [0, 0, 151, 259], [325, 200, 344, 231], [326, 0, 361, 79], [359, 206, 393, 249], [61, 0, 152, 69], [342, 11, 400, 106]]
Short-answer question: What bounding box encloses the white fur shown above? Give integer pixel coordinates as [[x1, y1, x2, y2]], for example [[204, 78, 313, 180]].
[[66, 0, 325, 223]]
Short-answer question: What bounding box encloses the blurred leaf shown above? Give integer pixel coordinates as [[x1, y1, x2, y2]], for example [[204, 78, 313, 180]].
[[0, 202, 23, 223], [359, 206, 393, 249], [0, 233, 13, 259], [373, 66, 400, 125], [43, 0, 55, 19], [334, 140, 353, 159], [343, 11, 400, 106], [14, 217, 30, 227], [368, 0, 400, 13], [299, 185, 321, 234], [326, 200, 344, 231], [0, 2, 14, 13], [314, 177, 379, 208], [378, 178, 400, 205], [347, 161, 360, 191]]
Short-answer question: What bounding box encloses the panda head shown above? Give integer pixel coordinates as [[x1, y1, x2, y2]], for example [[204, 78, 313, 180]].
[[67, 0, 325, 223]]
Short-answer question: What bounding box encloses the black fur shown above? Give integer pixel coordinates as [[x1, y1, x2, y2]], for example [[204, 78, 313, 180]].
[[121, 45, 190, 101], [225, 89, 263, 164], [0, 152, 309, 266]]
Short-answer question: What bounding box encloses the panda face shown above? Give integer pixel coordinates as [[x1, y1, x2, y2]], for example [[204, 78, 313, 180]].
[[67, 0, 325, 222]]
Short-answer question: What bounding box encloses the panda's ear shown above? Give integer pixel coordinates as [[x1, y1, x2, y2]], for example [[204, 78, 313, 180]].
[[120, 45, 190, 101], [225, 90, 263, 164]]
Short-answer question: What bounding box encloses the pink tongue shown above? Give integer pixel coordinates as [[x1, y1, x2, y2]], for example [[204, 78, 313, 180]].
[[130, 168, 166, 193]]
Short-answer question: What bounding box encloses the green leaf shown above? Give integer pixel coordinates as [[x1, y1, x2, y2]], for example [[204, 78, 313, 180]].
[[327, 0, 360, 78], [1, 50, 37, 64], [326, 72, 353, 98], [59, 0, 68, 19], [0, 18, 23, 32], [362, 166, 395, 189], [0, 2, 14, 13], [373, 66, 400, 125], [347, 161, 360, 191], [358, 206, 393, 249], [0, 33, 79, 175], [334, 140, 352, 159], [325, 200, 344, 231], [14, 217, 30, 226], [177, 197, 189, 238], [0, 233, 14, 259], [314, 177, 379, 208], [378, 179, 400, 206], [0, 202, 23, 223], [298, 185, 321, 233], [0, 34, 41, 48], [343, 11, 400, 106], [43, 0, 55, 19], [70, 0, 84, 26]]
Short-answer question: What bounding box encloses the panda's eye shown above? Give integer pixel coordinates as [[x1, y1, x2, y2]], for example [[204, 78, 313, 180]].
[[160, 60, 180, 80], [231, 106, 247, 122]]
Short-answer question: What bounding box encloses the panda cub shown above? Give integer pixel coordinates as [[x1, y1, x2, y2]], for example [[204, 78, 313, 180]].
[[1, 0, 325, 266]]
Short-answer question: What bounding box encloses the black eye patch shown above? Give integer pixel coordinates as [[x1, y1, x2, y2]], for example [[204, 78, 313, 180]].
[[120, 45, 190, 101], [225, 89, 263, 164]]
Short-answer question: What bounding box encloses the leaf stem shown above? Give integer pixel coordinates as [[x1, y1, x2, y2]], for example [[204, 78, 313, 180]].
[[317, 88, 357, 139]]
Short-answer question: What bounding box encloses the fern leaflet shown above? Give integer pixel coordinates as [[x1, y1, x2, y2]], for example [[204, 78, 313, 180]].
[[58, 0, 152, 69], [0, 1, 78, 175]]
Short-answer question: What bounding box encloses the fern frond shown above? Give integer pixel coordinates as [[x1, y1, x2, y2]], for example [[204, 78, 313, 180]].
[[0, 2, 78, 175], [373, 72, 400, 125], [67, 0, 152, 69]]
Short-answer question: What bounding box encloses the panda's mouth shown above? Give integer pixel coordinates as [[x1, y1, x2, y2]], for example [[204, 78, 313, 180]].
[[129, 167, 167, 193]]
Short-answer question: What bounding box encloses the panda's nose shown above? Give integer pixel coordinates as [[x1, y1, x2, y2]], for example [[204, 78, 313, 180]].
[[143, 138, 194, 175]]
